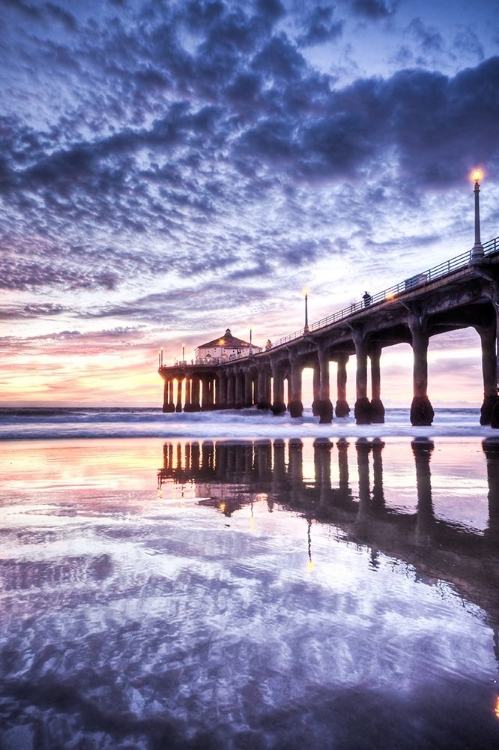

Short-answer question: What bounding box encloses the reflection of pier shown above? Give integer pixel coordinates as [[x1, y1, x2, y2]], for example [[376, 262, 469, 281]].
[[159, 438, 499, 626]]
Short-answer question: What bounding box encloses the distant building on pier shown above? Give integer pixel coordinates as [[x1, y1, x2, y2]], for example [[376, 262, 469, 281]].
[[195, 328, 262, 363]]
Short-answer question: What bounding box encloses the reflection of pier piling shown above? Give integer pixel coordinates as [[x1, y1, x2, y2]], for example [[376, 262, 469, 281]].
[[482, 439, 499, 543], [412, 438, 435, 549], [158, 437, 499, 630]]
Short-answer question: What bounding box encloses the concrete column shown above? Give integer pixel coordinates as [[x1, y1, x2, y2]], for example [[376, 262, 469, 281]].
[[244, 370, 253, 407], [271, 360, 286, 415], [183, 377, 192, 411], [163, 378, 175, 413], [288, 351, 303, 418], [335, 354, 350, 417], [311, 364, 320, 415], [175, 376, 184, 412], [235, 371, 244, 408], [256, 367, 271, 410], [412, 438, 435, 548], [226, 372, 235, 409], [477, 325, 498, 425], [316, 344, 333, 424], [369, 343, 385, 424], [191, 375, 201, 411], [216, 371, 227, 409], [206, 376, 214, 409], [352, 329, 372, 424], [201, 375, 210, 410], [408, 313, 434, 426]]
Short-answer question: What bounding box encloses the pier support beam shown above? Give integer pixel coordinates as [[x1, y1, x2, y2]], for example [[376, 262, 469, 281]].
[[335, 354, 350, 417], [190, 375, 201, 411], [162, 378, 175, 413], [256, 367, 271, 410], [235, 370, 244, 408], [244, 370, 253, 407], [216, 371, 227, 410], [288, 351, 303, 418], [226, 372, 235, 409], [369, 343, 385, 423], [201, 375, 210, 410], [352, 329, 372, 425], [183, 377, 192, 412], [408, 314, 434, 426], [315, 344, 333, 424], [271, 361, 286, 415], [311, 365, 320, 416], [175, 376, 184, 412], [477, 325, 498, 425]]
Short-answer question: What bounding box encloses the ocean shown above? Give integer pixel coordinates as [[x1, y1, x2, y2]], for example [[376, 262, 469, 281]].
[[1, 407, 499, 748], [1, 405, 498, 441]]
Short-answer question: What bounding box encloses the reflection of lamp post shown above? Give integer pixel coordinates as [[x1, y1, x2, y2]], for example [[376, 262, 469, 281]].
[[307, 518, 314, 572], [471, 168, 484, 259], [303, 288, 309, 333]]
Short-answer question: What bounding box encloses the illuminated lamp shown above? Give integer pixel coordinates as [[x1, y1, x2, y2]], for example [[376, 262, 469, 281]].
[[470, 168, 484, 259]]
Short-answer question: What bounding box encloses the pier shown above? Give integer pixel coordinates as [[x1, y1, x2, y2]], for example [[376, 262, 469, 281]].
[[159, 234, 499, 425]]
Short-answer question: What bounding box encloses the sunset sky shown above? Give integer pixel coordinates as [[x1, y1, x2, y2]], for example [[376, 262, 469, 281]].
[[1, 0, 499, 408]]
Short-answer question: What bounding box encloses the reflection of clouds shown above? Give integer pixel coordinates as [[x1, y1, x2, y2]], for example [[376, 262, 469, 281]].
[[0, 506, 496, 746], [1, 437, 499, 745]]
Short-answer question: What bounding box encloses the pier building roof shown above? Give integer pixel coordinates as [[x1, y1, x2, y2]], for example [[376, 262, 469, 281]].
[[197, 328, 251, 350]]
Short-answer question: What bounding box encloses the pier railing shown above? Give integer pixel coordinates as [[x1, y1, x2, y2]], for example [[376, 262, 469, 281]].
[[266, 235, 499, 351], [161, 235, 499, 368]]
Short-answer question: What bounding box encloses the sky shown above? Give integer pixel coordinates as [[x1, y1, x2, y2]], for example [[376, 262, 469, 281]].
[[1, 0, 499, 408]]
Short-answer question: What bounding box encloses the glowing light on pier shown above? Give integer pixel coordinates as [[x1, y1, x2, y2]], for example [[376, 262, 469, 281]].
[[471, 168, 484, 258], [303, 288, 310, 332]]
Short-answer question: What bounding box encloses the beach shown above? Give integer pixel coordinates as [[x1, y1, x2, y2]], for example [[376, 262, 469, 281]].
[[1, 409, 499, 748]]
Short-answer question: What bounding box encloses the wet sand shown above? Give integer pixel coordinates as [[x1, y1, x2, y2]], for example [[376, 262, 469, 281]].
[[1, 436, 499, 748]]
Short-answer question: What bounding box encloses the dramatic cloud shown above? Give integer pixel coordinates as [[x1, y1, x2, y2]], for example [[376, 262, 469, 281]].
[[1, 0, 499, 405]]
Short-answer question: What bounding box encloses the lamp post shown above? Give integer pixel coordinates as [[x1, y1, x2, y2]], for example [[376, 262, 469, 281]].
[[249, 326, 253, 355], [471, 168, 484, 259], [182, 344, 185, 363], [303, 288, 309, 333]]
